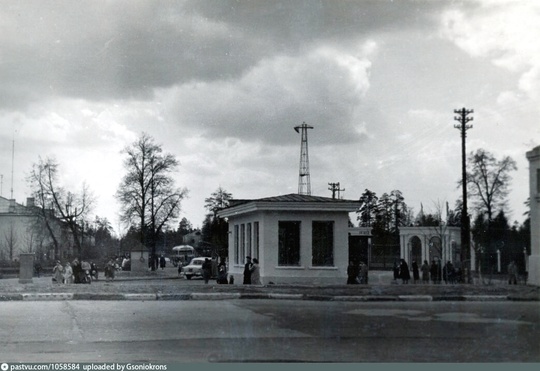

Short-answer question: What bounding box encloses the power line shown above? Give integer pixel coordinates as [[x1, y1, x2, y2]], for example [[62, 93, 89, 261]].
[[328, 182, 345, 199]]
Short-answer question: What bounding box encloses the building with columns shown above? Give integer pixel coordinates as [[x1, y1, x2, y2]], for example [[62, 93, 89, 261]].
[[399, 226, 462, 267], [218, 193, 359, 284], [526, 145, 540, 286]]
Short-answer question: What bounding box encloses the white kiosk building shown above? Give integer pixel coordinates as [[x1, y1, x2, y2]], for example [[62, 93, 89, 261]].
[[218, 194, 359, 285]]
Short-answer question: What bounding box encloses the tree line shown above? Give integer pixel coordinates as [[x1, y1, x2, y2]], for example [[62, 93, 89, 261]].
[[7, 130, 530, 276], [355, 148, 529, 275]]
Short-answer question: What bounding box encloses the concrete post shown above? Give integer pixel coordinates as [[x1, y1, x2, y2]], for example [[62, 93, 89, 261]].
[[19, 253, 35, 284], [497, 249, 501, 273], [131, 249, 150, 273]]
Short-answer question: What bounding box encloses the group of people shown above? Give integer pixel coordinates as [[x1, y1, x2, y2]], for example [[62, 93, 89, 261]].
[[199, 257, 230, 284], [347, 260, 369, 284], [52, 259, 96, 284], [243, 256, 261, 285], [393, 258, 461, 285]]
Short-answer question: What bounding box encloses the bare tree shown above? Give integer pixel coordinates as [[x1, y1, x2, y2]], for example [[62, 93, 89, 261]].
[[27, 157, 94, 259], [466, 149, 517, 221], [466, 149, 517, 262], [116, 133, 188, 268]]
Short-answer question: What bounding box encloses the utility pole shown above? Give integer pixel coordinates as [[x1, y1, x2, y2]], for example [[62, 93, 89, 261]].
[[10, 134, 15, 200], [328, 182, 345, 199], [454, 107, 473, 283]]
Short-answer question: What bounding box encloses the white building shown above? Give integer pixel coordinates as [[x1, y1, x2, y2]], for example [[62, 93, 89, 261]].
[[0, 196, 81, 261], [218, 194, 359, 285], [526, 146, 540, 286]]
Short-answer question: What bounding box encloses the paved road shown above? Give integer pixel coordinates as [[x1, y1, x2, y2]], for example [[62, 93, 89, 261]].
[[1, 300, 538, 362]]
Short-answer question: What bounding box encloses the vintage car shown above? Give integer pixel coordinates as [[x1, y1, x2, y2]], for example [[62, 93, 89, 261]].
[[183, 257, 212, 280]]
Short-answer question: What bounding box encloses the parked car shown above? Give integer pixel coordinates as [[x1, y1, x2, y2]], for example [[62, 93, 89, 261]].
[[183, 257, 212, 280]]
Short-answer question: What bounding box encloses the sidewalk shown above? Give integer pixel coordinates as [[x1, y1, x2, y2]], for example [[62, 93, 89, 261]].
[[0, 268, 538, 302]]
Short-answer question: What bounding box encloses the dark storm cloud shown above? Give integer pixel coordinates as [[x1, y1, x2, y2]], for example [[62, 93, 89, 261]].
[[0, 0, 446, 109]]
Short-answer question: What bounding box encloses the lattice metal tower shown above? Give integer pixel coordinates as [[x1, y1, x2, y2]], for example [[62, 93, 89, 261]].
[[294, 122, 314, 195]]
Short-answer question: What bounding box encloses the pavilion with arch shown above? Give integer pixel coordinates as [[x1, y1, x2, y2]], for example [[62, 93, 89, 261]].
[[398, 226, 464, 267]]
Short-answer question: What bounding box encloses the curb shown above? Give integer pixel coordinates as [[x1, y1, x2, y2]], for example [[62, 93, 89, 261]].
[[190, 293, 241, 300], [398, 295, 433, 301], [267, 293, 303, 300], [22, 293, 74, 301], [157, 293, 192, 300], [461, 295, 508, 301], [73, 293, 127, 300], [0, 293, 23, 301], [0, 292, 537, 302]]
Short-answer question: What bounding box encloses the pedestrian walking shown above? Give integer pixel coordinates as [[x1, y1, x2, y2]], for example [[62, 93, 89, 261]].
[[347, 260, 359, 284], [399, 259, 410, 284], [159, 255, 166, 270], [63, 262, 73, 284], [52, 260, 63, 284], [251, 258, 261, 285], [430, 260, 438, 284], [105, 258, 116, 281], [411, 260, 420, 284], [435, 259, 442, 284], [243, 256, 253, 284], [359, 261, 369, 284], [421, 260, 430, 284], [217, 258, 228, 284], [507, 261, 518, 285], [202, 258, 212, 284], [443, 261, 455, 284], [72, 258, 82, 284], [393, 260, 400, 282], [34, 261, 42, 278]]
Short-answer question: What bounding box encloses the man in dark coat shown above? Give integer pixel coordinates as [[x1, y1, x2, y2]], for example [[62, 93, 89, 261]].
[[347, 261, 360, 284], [243, 257, 252, 284], [393, 260, 400, 282], [430, 260, 438, 284], [411, 260, 420, 284], [202, 258, 212, 284], [72, 259, 82, 284], [400, 259, 411, 284]]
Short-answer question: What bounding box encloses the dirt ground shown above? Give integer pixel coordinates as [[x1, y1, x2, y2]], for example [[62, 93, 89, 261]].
[[1, 268, 538, 300]]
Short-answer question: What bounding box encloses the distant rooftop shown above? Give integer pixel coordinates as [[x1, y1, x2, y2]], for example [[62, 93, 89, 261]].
[[229, 193, 357, 207], [219, 193, 359, 218]]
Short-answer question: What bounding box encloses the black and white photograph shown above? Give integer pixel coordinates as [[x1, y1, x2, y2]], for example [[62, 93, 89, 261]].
[[0, 0, 539, 364]]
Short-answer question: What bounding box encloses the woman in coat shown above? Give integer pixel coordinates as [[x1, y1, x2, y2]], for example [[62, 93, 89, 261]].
[[217, 258, 228, 284], [52, 260, 63, 284], [63, 262, 73, 284], [250, 258, 261, 285]]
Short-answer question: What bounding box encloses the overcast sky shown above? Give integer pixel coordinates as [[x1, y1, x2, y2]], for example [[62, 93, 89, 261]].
[[1, 0, 538, 233]]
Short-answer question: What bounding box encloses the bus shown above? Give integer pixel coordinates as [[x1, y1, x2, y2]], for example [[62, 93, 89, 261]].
[[171, 245, 196, 267]]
